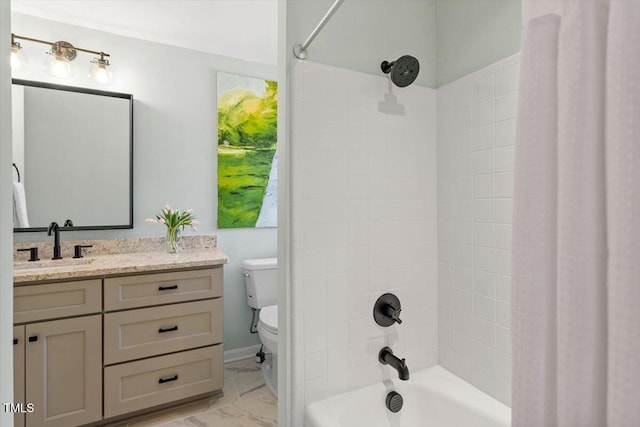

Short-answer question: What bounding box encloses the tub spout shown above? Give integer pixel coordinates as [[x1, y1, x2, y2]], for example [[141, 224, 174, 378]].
[[379, 347, 410, 380]]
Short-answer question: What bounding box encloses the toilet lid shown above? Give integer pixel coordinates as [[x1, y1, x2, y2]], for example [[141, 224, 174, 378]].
[[259, 305, 278, 334]]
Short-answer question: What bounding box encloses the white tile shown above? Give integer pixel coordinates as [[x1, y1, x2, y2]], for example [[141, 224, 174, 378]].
[[455, 221, 474, 245], [454, 266, 474, 291], [495, 275, 511, 302], [494, 64, 519, 97], [474, 317, 496, 347], [495, 350, 511, 381], [348, 247, 369, 271], [474, 247, 496, 272], [453, 176, 473, 199], [454, 106, 472, 131], [495, 146, 514, 172], [474, 294, 496, 323], [455, 332, 474, 355], [473, 100, 494, 128], [473, 75, 494, 104], [348, 294, 369, 320], [495, 199, 513, 224], [474, 271, 496, 298], [495, 172, 514, 198], [474, 175, 495, 199], [305, 350, 327, 379], [495, 224, 512, 250], [327, 272, 348, 300], [474, 199, 495, 223], [496, 326, 512, 355], [453, 200, 473, 222], [326, 248, 349, 273], [454, 244, 473, 269], [473, 125, 494, 151], [348, 270, 369, 295], [455, 289, 473, 315], [496, 301, 511, 328], [473, 149, 495, 175], [455, 310, 474, 340], [440, 283, 456, 308], [496, 250, 512, 276], [495, 118, 517, 147], [494, 92, 518, 122], [348, 223, 369, 247], [474, 341, 496, 373], [305, 320, 328, 353], [474, 223, 495, 248]]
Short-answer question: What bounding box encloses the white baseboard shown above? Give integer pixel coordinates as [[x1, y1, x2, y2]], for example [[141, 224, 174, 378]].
[[224, 344, 262, 363]]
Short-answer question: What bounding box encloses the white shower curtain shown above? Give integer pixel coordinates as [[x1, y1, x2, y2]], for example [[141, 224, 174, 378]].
[[512, 1, 639, 427]]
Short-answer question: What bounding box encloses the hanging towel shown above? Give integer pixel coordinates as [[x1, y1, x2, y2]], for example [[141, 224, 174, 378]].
[[13, 181, 30, 228]]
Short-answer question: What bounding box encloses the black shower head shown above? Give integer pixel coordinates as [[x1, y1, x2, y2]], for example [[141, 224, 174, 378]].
[[381, 55, 420, 87]]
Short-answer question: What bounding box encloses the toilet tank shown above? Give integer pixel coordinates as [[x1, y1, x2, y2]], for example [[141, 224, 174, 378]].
[[243, 258, 278, 309]]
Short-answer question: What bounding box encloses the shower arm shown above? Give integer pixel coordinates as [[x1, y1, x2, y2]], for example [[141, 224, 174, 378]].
[[293, 0, 345, 59]]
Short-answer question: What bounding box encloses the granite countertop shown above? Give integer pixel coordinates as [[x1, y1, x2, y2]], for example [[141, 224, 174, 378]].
[[13, 236, 229, 285]]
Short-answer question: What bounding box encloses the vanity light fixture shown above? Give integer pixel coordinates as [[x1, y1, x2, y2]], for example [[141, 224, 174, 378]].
[[10, 33, 113, 84], [10, 34, 28, 71]]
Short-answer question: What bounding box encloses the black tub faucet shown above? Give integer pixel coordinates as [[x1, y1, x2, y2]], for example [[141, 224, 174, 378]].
[[47, 222, 62, 260], [379, 347, 410, 381]]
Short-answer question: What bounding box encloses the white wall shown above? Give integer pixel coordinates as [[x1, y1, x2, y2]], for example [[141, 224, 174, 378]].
[[437, 53, 520, 406], [436, 0, 521, 87], [0, 2, 14, 424], [10, 12, 277, 351], [290, 60, 438, 426], [287, 0, 437, 88]]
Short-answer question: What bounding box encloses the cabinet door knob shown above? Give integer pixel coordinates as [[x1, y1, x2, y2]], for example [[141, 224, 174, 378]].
[[28, 336, 38, 342], [13, 339, 18, 345], [158, 326, 178, 334], [158, 374, 178, 384], [158, 284, 179, 291]]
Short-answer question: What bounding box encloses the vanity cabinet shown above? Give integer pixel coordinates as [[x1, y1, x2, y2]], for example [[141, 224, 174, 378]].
[[13, 280, 103, 427], [14, 265, 224, 426], [102, 268, 224, 418], [13, 326, 25, 427]]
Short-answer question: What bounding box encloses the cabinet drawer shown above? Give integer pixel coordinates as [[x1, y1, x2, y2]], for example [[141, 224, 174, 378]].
[[14, 280, 101, 324], [104, 268, 222, 311], [104, 345, 223, 418], [104, 299, 222, 364]]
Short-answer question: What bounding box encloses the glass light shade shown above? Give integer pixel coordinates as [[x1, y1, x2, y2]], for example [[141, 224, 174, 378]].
[[89, 58, 112, 85], [10, 42, 29, 71], [47, 53, 73, 79]]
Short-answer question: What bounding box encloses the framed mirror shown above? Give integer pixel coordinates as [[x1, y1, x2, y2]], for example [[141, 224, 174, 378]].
[[12, 79, 133, 232]]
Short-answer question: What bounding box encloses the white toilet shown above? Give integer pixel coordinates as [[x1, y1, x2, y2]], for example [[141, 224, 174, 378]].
[[243, 257, 278, 396]]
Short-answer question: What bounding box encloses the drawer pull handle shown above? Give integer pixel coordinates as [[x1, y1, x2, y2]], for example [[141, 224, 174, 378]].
[[28, 336, 38, 343], [158, 375, 178, 384], [13, 339, 18, 345], [158, 326, 178, 333], [158, 285, 179, 291]]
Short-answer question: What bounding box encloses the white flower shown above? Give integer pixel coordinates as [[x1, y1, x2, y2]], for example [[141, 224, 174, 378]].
[[145, 218, 157, 224], [191, 220, 201, 225], [186, 209, 193, 214], [158, 218, 165, 224]]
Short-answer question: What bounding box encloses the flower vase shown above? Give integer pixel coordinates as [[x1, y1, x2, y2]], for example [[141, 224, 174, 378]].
[[166, 227, 181, 253]]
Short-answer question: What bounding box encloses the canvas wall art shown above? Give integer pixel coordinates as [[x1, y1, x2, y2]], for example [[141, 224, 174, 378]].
[[217, 72, 277, 228]]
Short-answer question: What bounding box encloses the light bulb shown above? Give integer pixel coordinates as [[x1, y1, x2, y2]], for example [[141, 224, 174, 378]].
[[10, 42, 28, 71], [89, 57, 112, 85], [47, 54, 72, 78]]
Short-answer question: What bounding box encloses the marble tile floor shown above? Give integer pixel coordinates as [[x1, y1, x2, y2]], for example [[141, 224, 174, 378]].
[[125, 357, 277, 427]]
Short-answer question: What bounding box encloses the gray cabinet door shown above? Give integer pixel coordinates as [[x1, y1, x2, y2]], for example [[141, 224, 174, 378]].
[[25, 315, 102, 427], [13, 326, 25, 427]]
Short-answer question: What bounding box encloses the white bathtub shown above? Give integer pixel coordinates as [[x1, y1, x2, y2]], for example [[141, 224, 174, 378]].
[[305, 366, 511, 427]]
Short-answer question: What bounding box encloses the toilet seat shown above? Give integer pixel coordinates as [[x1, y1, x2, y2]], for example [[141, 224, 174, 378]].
[[259, 305, 278, 335]]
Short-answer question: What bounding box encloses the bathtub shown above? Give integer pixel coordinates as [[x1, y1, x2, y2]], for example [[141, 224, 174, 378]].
[[305, 366, 511, 427]]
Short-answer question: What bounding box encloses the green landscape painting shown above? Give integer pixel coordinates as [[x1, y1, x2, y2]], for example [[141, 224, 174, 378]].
[[217, 72, 278, 228]]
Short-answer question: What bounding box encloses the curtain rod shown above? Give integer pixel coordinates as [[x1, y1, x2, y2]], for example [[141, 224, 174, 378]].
[[293, 0, 345, 60]]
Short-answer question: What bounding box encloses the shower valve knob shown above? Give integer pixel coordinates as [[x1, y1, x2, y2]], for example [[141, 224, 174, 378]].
[[374, 293, 403, 327]]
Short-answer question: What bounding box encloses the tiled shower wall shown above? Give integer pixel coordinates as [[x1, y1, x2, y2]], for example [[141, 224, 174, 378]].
[[436, 53, 520, 406], [290, 61, 438, 426]]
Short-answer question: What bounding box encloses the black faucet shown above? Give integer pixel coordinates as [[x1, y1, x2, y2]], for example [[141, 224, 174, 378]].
[[47, 222, 62, 260], [379, 347, 410, 380]]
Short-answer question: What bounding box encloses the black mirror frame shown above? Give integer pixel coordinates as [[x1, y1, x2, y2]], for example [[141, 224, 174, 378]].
[[12, 79, 133, 232]]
